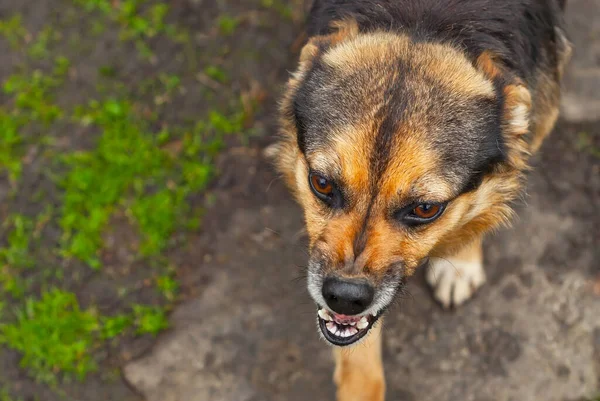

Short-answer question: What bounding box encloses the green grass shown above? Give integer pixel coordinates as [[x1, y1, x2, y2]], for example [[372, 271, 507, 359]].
[[0, 0, 253, 389], [0, 15, 27, 48], [0, 110, 26, 184], [576, 131, 600, 158], [132, 305, 168, 335], [0, 57, 69, 184], [59, 96, 235, 268], [73, 0, 187, 57], [0, 290, 100, 384], [260, 0, 294, 20], [0, 214, 34, 297], [217, 15, 239, 36], [156, 270, 179, 301], [0, 289, 173, 383], [204, 65, 228, 83], [100, 314, 133, 340], [3, 57, 69, 124], [29, 26, 60, 59], [0, 386, 23, 401]]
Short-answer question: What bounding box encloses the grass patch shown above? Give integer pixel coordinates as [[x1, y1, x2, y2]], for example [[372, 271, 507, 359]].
[[576, 131, 600, 158], [28, 26, 61, 59], [0, 387, 23, 401], [59, 96, 238, 268], [0, 15, 27, 48], [217, 15, 239, 36], [156, 270, 178, 301], [100, 314, 133, 340], [0, 289, 100, 384], [0, 285, 174, 384], [0, 110, 26, 184], [260, 0, 294, 20], [73, 0, 187, 57], [204, 65, 228, 83], [132, 305, 168, 336], [3, 56, 69, 123], [0, 214, 34, 298], [0, 57, 69, 184]]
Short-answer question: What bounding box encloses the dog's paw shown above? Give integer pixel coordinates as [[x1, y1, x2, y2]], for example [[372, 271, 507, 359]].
[[425, 258, 486, 308]]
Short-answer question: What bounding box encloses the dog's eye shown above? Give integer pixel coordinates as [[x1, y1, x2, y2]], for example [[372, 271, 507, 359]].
[[396, 202, 447, 226], [309, 173, 334, 199], [413, 203, 441, 219]]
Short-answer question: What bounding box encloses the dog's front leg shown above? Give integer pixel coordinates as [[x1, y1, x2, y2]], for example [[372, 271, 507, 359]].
[[333, 320, 385, 401]]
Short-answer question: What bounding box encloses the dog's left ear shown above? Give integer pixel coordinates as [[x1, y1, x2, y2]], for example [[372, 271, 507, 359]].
[[297, 18, 360, 64], [476, 51, 532, 170]]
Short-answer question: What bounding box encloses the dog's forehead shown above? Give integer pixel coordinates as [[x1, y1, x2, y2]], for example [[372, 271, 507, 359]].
[[319, 33, 494, 102], [297, 33, 502, 198]]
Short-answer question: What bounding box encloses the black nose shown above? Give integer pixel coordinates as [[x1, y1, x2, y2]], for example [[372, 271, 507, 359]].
[[322, 277, 375, 315]]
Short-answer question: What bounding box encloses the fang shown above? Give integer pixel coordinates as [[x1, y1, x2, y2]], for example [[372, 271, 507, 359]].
[[318, 309, 332, 321]]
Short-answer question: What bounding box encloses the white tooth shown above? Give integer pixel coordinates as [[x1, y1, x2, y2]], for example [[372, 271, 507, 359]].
[[349, 321, 356, 326], [357, 317, 369, 330], [348, 326, 358, 336], [326, 322, 337, 334], [372, 311, 378, 317], [318, 309, 332, 321]]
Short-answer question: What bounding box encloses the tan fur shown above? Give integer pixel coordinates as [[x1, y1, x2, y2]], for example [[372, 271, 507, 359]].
[[476, 51, 503, 79], [323, 32, 495, 98], [529, 27, 572, 152], [449, 237, 483, 265], [334, 320, 385, 401]]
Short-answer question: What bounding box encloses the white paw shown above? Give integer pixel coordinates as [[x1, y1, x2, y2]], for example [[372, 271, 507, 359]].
[[425, 258, 486, 308]]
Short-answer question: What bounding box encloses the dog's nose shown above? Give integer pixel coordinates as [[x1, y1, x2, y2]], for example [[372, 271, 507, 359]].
[[322, 277, 374, 315]]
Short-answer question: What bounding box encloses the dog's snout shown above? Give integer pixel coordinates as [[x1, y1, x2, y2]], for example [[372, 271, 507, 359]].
[[322, 277, 374, 315]]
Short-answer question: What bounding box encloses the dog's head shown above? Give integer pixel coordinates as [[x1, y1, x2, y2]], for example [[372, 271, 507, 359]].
[[270, 21, 532, 346]]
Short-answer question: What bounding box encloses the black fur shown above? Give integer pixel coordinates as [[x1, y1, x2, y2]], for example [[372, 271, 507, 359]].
[[306, 0, 565, 85]]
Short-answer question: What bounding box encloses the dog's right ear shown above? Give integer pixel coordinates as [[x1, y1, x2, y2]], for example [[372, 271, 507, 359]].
[[475, 51, 532, 171]]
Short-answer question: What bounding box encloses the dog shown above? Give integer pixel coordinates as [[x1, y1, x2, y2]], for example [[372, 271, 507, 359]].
[[267, 1, 572, 399]]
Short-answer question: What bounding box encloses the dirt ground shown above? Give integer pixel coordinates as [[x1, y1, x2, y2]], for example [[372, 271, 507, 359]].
[[0, 0, 301, 400], [0, 0, 599, 400]]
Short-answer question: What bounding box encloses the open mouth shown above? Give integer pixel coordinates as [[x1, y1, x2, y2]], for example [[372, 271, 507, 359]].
[[317, 307, 382, 346]]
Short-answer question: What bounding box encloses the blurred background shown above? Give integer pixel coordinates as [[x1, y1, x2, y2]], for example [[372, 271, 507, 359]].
[[0, 1, 597, 400]]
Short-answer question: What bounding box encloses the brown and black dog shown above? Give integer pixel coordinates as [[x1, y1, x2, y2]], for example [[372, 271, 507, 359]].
[[267, 1, 572, 399]]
